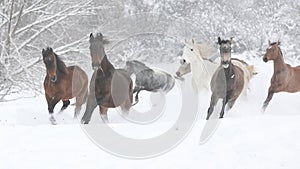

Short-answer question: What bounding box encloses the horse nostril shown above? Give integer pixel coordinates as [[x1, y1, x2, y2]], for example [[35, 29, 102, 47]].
[[50, 76, 57, 82], [92, 63, 99, 70], [176, 71, 181, 77], [263, 57, 268, 62]]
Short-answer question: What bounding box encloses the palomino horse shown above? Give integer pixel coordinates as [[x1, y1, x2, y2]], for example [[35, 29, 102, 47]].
[[42, 47, 88, 124], [81, 33, 133, 124], [176, 39, 255, 96], [124, 60, 175, 104], [206, 37, 244, 120], [262, 41, 300, 111]]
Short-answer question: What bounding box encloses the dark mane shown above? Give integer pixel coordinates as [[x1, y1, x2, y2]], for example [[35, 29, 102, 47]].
[[219, 40, 231, 44], [54, 53, 68, 74], [269, 42, 283, 56], [127, 60, 149, 69], [44, 47, 68, 74]]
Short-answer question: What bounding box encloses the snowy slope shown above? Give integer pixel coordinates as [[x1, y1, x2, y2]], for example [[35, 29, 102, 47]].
[[1, 57, 300, 169]]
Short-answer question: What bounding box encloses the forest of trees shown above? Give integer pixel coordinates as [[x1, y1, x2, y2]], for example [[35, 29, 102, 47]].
[[0, 0, 299, 101]]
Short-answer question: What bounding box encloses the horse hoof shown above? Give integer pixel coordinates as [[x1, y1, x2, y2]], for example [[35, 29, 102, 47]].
[[49, 117, 57, 125], [81, 119, 89, 124]]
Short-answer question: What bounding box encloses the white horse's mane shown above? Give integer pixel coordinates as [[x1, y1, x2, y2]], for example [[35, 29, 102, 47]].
[[184, 39, 217, 59], [196, 43, 217, 59]]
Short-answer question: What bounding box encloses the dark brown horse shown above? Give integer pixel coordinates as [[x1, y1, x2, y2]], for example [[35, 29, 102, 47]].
[[43, 47, 88, 124], [81, 33, 133, 124], [206, 37, 244, 120], [262, 41, 300, 111]]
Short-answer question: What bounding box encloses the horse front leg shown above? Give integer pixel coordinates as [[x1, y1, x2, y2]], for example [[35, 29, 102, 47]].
[[46, 94, 60, 125], [220, 98, 228, 119], [99, 106, 108, 123], [59, 100, 70, 113], [262, 87, 275, 112], [81, 91, 97, 124], [206, 94, 217, 120]]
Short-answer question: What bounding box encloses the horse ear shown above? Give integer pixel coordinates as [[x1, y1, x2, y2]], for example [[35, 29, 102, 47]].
[[277, 40, 281, 46], [268, 40, 271, 46], [217, 37, 221, 44], [42, 48, 45, 53], [192, 39, 195, 44], [230, 37, 233, 44], [90, 33, 94, 38]]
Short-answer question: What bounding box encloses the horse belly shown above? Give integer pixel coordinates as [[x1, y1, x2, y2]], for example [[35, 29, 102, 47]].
[[68, 66, 88, 97]]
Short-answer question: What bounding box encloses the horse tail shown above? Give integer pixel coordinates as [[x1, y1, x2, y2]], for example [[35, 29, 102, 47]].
[[167, 75, 176, 92], [246, 65, 258, 78]]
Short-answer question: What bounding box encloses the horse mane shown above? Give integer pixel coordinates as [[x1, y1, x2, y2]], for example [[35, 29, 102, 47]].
[[270, 42, 277, 46], [53, 52, 68, 74], [270, 42, 283, 57], [196, 43, 217, 59], [127, 60, 149, 69]]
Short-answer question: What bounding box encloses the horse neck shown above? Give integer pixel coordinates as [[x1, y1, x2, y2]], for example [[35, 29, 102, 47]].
[[100, 55, 115, 72], [194, 55, 217, 76], [223, 62, 234, 76], [273, 49, 286, 73], [55, 54, 68, 75]]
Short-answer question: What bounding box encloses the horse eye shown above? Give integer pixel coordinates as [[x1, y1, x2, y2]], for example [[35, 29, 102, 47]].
[[180, 59, 186, 65], [190, 49, 193, 51]]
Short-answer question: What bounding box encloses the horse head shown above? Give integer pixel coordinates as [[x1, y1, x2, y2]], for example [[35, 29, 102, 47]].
[[263, 40, 281, 62], [175, 39, 201, 77], [217, 37, 233, 69], [42, 47, 58, 82], [89, 33, 110, 70]]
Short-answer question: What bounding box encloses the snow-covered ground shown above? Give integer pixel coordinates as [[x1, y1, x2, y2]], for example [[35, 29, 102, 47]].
[[1, 57, 300, 169]]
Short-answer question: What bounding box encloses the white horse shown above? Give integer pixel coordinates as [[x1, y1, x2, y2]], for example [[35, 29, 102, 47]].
[[176, 39, 255, 96]]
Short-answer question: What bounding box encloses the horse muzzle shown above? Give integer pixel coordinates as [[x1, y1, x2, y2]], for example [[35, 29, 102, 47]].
[[176, 71, 182, 77], [92, 63, 100, 70], [221, 61, 230, 69]]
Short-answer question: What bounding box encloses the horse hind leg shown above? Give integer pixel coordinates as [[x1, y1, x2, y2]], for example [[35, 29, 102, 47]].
[[122, 81, 133, 112], [74, 90, 88, 118], [59, 100, 70, 113]]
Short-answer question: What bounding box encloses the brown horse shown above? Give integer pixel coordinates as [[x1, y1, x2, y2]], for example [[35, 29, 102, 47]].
[[43, 47, 88, 124], [206, 37, 244, 120], [262, 41, 300, 111], [81, 33, 133, 124]]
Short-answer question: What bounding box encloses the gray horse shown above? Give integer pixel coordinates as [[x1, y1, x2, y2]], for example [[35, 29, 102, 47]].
[[124, 60, 175, 104]]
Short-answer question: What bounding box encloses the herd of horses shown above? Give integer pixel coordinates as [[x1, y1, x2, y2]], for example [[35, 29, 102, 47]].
[[42, 32, 300, 124]]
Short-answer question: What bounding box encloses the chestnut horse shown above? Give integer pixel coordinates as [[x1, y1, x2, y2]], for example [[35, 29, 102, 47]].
[[206, 37, 244, 120], [42, 47, 88, 124], [81, 33, 133, 124], [262, 41, 300, 111]]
